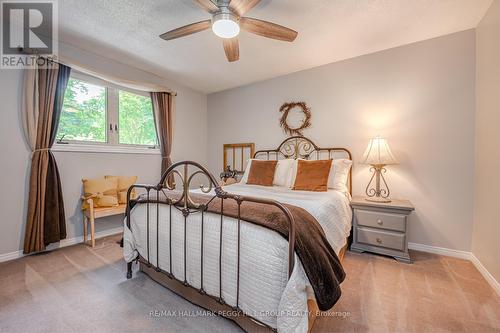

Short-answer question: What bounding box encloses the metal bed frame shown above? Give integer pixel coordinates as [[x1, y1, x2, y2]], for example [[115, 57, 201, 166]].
[[125, 136, 352, 333]]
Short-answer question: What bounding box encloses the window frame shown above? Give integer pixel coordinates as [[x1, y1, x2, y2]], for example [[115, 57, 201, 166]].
[[54, 71, 159, 155]]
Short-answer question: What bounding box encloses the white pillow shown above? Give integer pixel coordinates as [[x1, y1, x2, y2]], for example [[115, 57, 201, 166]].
[[273, 159, 294, 187], [240, 159, 253, 183], [289, 159, 299, 188], [327, 159, 352, 193]]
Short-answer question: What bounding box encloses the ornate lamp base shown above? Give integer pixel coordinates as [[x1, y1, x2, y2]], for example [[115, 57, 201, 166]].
[[365, 196, 392, 203], [365, 164, 392, 203]]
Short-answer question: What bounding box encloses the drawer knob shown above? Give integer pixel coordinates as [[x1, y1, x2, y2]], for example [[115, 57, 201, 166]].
[[377, 219, 383, 225], [376, 237, 382, 244]]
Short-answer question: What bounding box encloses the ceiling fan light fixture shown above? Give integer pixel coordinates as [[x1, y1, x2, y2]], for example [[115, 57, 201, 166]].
[[159, 0, 298, 62], [212, 13, 240, 39]]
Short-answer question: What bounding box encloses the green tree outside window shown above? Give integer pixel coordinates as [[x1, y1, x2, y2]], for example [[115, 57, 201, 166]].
[[118, 91, 156, 146], [57, 78, 106, 142]]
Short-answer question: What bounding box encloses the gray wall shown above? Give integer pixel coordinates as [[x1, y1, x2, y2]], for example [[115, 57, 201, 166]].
[[473, 0, 500, 282], [0, 28, 487, 259], [207, 30, 476, 251], [0, 42, 207, 256]]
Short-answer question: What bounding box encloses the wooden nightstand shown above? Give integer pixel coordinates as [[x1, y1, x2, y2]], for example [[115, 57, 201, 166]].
[[350, 196, 414, 263]]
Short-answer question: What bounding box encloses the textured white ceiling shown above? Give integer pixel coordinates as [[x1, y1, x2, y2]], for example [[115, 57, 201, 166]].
[[58, 0, 492, 93]]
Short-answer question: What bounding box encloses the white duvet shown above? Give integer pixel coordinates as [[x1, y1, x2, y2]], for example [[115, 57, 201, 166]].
[[123, 183, 352, 332]]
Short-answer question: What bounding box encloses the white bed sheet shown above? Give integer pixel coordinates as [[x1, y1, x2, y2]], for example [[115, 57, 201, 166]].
[[123, 183, 351, 332]]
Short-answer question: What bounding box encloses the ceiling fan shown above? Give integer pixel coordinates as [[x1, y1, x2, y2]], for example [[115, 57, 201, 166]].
[[159, 0, 298, 62]]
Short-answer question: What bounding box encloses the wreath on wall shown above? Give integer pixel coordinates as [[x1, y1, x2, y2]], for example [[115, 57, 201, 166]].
[[279, 102, 312, 136]]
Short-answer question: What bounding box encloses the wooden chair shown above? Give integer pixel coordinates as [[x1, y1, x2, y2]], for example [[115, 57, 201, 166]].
[[82, 197, 126, 247]]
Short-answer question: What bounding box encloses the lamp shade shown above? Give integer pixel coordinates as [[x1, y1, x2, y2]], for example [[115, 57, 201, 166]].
[[361, 136, 398, 165]]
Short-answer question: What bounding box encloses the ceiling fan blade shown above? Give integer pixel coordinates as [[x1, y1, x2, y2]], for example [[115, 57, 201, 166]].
[[193, 0, 219, 13], [229, 0, 261, 16], [240, 17, 298, 42], [223, 38, 240, 62], [160, 20, 212, 41]]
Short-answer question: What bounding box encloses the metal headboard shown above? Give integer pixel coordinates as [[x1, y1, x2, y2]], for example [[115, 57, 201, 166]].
[[253, 136, 353, 195]]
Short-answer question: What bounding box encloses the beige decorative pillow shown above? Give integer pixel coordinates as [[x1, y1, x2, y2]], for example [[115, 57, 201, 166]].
[[118, 190, 138, 204], [105, 175, 138, 204], [96, 195, 119, 207], [82, 177, 119, 209]]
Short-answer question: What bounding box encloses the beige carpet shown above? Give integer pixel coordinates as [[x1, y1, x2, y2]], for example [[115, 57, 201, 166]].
[[0, 235, 499, 333]]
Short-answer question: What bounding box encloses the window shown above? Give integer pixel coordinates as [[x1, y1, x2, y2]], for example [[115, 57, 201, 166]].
[[58, 78, 107, 142], [56, 72, 158, 152], [118, 90, 156, 146]]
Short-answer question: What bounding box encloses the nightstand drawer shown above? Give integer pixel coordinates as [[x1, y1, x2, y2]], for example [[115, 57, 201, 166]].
[[355, 209, 406, 232], [356, 227, 405, 251]]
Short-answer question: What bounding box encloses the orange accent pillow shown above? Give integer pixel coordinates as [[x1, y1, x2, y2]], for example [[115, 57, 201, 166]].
[[246, 160, 278, 186], [292, 159, 332, 192]]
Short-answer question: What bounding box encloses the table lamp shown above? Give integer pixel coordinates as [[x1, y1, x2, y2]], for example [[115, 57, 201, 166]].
[[361, 136, 398, 203]]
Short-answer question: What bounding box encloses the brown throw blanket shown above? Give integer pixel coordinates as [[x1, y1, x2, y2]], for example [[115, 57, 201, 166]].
[[131, 192, 345, 311]]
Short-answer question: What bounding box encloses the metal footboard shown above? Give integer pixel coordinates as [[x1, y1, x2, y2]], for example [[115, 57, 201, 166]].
[[125, 161, 295, 331]]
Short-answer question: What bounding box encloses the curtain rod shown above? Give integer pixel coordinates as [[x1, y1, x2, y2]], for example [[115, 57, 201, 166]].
[[18, 47, 178, 96]]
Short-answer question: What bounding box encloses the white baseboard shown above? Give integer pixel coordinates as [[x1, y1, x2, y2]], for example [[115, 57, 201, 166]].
[[469, 254, 500, 296], [408, 242, 471, 260], [0, 249, 23, 263], [408, 242, 499, 296], [0, 227, 123, 263]]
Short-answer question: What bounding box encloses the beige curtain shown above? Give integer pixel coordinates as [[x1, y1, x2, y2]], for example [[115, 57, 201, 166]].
[[23, 61, 71, 253], [151, 92, 174, 184]]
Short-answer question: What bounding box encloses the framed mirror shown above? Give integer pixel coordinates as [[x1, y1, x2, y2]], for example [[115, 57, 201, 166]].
[[223, 143, 255, 177]]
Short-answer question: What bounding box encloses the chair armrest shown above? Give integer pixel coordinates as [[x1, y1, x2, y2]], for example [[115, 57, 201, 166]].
[[81, 194, 98, 201], [87, 198, 94, 209], [81, 195, 96, 213]]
